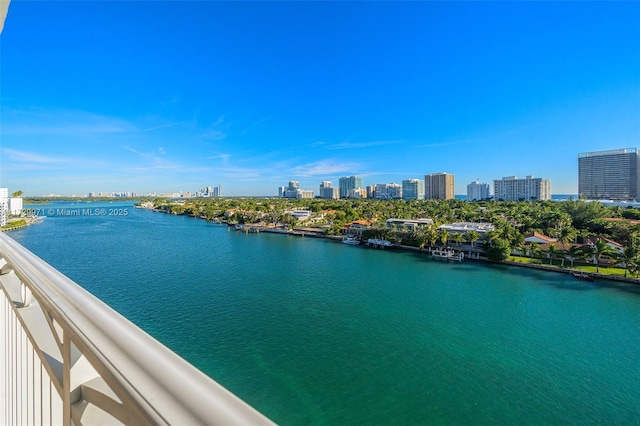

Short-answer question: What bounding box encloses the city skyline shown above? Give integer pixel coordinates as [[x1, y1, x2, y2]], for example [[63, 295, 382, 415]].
[[1, 2, 639, 196]]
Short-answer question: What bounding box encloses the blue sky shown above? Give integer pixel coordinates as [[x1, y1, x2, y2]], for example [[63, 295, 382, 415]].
[[1, 1, 639, 196]]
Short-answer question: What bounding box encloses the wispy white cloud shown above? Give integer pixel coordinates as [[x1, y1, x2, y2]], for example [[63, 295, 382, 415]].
[[199, 116, 228, 141], [142, 121, 190, 132], [289, 159, 360, 177], [322, 140, 403, 150], [122, 145, 181, 170], [1, 107, 134, 136], [216, 165, 263, 179], [1, 147, 112, 172], [414, 140, 469, 149], [2, 148, 65, 163], [201, 130, 227, 141], [205, 153, 231, 162]]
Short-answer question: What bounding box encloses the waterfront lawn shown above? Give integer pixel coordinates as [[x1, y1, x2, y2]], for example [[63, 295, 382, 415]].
[[507, 255, 631, 278], [1, 219, 27, 230]]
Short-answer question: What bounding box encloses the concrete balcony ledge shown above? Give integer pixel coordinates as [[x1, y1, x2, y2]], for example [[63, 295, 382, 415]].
[[0, 232, 273, 425]]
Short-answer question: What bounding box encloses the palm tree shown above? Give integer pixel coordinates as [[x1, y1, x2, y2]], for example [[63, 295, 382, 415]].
[[547, 244, 560, 265], [466, 230, 480, 248], [565, 245, 583, 269], [529, 242, 542, 261], [590, 239, 618, 273], [439, 229, 449, 247], [450, 232, 463, 246], [558, 226, 578, 249], [617, 246, 638, 278], [425, 229, 438, 249]]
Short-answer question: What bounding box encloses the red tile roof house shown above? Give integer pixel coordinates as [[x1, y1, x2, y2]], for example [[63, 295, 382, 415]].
[[524, 232, 556, 245], [517, 232, 568, 259], [583, 236, 625, 267]]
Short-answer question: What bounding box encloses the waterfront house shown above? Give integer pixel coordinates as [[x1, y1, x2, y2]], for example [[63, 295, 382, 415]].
[[582, 236, 624, 266], [437, 222, 496, 236], [584, 236, 624, 253], [341, 220, 371, 236], [524, 232, 556, 245], [385, 218, 433, 231], [287, 209, 312, 221]]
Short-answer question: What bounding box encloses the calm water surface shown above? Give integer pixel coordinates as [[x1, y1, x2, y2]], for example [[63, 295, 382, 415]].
[[10, 202, 640, 424]]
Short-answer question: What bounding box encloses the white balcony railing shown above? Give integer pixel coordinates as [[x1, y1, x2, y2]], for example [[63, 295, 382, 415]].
[[0, 232, 273, 425]]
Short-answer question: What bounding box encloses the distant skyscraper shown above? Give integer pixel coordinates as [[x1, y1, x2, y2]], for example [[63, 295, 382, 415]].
[[319, 181, 339, 199], [366, 185, 376, 199], [284, 181, 300, 198], [348, 188, 367, 199], [424, 172, 454, 200], [402, 179, 424, 200], [374, 183, 402, 200], [494, 176, 550, 201], [467, 179, 490, 201], [339, 176, 363, 198], [578, 148, 639, 200], [281, 181, 313, 198]]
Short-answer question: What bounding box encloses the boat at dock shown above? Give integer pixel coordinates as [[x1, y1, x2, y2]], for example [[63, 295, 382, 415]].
[[571, 271, 594, 282], [431, 248, 464, 262], [342, 236, 361, 245], [366, 238, 393, 248]]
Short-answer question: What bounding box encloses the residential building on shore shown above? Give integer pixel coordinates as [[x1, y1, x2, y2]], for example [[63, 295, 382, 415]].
[[425, 172, 455, 200], [494, 176, 551, 201], [9, 197, 23, 215], [437, 222, 496, 236], [319, 181, 339, 199], [578, 148, 639, 200], [386, 218, 433, 230], [402, 179, 425, 200], [339, 176, 363, 199], [467, 179, 490, 201]]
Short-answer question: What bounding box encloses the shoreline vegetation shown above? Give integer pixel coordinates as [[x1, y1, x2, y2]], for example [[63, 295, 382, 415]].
[[135, 197, 640, 285], [1, 216, 41, 232]]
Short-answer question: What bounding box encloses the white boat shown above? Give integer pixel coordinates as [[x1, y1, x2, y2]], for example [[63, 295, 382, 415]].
[[366, 238, 393, 247], [342, 236, 360, 245], [431, 248, 464, 262]]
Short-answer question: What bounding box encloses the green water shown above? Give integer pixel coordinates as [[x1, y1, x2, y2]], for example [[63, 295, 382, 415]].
[[10, 202, 640, 424]]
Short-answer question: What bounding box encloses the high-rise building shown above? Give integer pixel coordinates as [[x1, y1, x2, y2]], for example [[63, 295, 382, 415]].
[[366, 185, 376, 199], [319, 181, 339, 199], [374, 183, 402, 200], [9, 197, 23, 215], [493, 176, 551, 201], [467, 179, 490, 201], [424, 172, 455, 200], [339, 176, 363, 198], [348, 188, 367, 199], [402, 179, 424, 200], [578, 148, 639, 200], [284, 181, 299, 198], [213, 185, 222, 197], [280, 181, 313, 198]]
